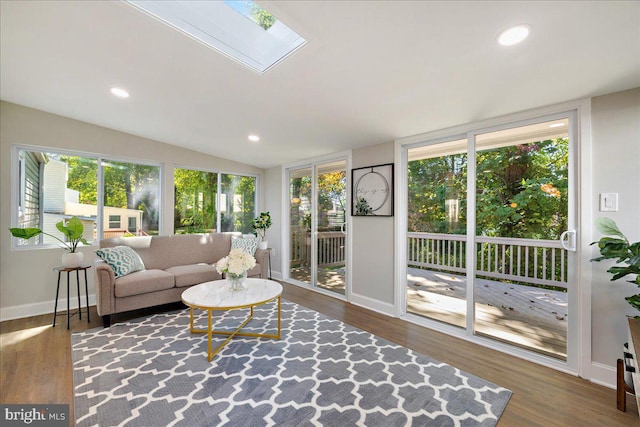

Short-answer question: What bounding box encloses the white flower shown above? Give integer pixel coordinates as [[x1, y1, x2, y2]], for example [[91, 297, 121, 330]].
[[215, 249, 256, 275]]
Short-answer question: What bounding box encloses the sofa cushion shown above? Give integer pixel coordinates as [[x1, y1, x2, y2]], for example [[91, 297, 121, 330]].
[[165, 263, 221, 288], [114, 269, 175, 298], [96, 246, 145, 278], [100, 233, 232, 270], [231, 236, 258, 256]]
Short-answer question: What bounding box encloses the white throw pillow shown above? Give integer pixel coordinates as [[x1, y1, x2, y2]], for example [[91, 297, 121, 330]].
[[96, 246, 145, 278], [230, 236, 258, 256]]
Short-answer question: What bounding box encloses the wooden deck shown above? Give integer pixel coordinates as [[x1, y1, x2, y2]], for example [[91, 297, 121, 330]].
[[407, 267, 567, 358]]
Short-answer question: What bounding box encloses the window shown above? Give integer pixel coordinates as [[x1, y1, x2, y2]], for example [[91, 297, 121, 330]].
[[13, 149, 98, 248], [128, 217, 137, 233], [174, 168, 218, 234], [220, 174, 256, 234], [102, 160, 161, 236], [12, 148, 165, 248], [108, 215, 121, 229]]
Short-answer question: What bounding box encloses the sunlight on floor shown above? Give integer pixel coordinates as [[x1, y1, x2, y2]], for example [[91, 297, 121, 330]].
[[0, 325, 50, 346]]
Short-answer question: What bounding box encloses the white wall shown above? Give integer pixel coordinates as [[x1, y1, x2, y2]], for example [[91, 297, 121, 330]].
[[590, 88, 640, 370], [350, 142, 395, 313], [0, 101, 263, 320]]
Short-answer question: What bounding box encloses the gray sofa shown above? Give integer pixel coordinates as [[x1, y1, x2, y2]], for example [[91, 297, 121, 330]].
[[94, 233, 269, 327]]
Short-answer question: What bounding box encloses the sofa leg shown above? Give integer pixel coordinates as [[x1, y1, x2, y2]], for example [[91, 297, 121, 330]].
[[102, 315, 111, 328]]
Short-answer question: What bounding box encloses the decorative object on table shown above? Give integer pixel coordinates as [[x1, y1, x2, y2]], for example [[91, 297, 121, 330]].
[[591, 217, 640, 317], [9, 216, 89, 267], [351, 163, 394, 216], [216, 248, 256, 291], [252, 211, 272, 249], [72, 301, 512, 427]]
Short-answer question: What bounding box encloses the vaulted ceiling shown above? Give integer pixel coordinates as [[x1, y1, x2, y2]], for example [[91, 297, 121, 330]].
[[2, 1, 638, 168]]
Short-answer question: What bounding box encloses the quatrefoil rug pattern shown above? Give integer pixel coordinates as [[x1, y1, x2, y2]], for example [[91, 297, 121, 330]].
[[72, 300, 511, 426]]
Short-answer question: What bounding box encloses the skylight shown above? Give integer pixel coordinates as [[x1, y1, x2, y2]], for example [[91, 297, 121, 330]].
[[126, 0, 306, 74]]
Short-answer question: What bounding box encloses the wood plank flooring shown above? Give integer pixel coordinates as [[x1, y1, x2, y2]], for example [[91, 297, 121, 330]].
[[1, 282, 637, 426]]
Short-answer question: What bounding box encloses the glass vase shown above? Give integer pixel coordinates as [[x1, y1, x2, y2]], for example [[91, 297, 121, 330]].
[[227, 270, 247, 291]]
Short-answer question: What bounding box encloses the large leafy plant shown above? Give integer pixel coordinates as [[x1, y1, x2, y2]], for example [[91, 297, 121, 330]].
[[9, 216, 89, 253], [591, 217, 640, 315]]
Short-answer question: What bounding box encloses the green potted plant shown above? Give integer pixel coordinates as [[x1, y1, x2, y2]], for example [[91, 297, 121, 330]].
[[591, 217, 640, 317], [9, 216, 89, 267], [252, 211, 272, 249]]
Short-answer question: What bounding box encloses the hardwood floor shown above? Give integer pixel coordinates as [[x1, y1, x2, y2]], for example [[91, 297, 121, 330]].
[[1, 282, 637, 426]]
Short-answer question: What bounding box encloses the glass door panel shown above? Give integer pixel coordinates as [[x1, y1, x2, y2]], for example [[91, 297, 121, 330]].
[[473, 118, 570, 359], [315, 160, 347, 295], [289, 167, 312, 285], [406, 139, 468, 328]]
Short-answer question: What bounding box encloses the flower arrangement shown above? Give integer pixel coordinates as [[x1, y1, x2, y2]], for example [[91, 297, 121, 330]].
[[251, 211, 272, 241], [216, 248, 256, 278]]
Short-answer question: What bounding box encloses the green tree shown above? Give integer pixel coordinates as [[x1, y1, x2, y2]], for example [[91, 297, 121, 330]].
[[174, 169, 217, 233]]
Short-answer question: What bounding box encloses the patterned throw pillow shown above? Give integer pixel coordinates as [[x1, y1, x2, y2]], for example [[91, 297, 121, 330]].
[[96, 246, 145, 278], [230, 236, 258, 256]]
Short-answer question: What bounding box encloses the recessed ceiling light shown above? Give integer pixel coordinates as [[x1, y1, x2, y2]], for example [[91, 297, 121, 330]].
[[497, 24, 531, 46], [549, 122, 565, 128], [110, 87, 130, 98], [248, 135, 260, 142]]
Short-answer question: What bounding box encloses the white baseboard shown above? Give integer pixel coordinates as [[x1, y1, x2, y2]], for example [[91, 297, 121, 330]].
[[589, 362, 616, 389], [0, 294, 97, 322], [349, 291, 395, 317]]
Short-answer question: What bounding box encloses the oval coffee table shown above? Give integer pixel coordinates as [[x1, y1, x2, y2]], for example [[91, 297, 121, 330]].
[[181, 278, 282, 361]]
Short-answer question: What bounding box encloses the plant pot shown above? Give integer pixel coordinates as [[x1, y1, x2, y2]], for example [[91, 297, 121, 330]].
[[258, 240, 268, 250], [62, 252, 84, 268]]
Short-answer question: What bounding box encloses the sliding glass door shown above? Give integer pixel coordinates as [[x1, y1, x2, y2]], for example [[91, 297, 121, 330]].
[[405, 114, 576, 361], [287, 158, 348, 296]]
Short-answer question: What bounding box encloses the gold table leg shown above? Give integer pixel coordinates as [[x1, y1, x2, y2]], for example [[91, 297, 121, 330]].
[[188, 296, 282, 362]]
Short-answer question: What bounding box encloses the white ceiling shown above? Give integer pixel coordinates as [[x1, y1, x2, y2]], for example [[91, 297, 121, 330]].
[[2, 1, 639, 169]]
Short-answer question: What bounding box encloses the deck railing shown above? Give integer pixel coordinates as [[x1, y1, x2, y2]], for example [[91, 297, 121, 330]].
[[291, 229, 346, 267], [408, 232, 568, 288]]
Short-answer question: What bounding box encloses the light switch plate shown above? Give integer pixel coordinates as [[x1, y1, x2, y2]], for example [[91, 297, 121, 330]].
[[599, 193, 618, 212]]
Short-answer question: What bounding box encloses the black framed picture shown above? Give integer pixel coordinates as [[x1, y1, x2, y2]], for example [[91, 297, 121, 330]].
[[351, 163, 394, 216]]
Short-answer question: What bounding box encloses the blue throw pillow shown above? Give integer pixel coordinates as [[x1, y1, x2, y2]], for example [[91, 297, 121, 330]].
[[231, 236, 258, 256], [96, 246, 145, 278]]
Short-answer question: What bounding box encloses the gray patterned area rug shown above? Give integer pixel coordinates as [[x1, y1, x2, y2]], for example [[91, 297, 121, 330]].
[[72, 300, 511, 426]]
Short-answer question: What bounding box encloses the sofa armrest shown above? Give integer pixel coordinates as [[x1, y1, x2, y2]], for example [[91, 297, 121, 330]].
[[94, 259, 116, 316], [254, 248, 270, 279]]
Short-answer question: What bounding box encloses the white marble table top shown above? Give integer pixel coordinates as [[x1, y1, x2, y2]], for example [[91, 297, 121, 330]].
[[181, 278, 282, 310]]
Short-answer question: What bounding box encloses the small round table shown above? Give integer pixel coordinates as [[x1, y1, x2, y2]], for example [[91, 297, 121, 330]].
[[181, 278, 282, 361], [53, 265, 91, 329]]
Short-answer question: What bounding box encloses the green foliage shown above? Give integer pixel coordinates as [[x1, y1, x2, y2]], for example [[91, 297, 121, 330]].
[[355, 198, 373, 215], [591, 218, 640, 316], [408, 138, 568, 239], [251, 4, 276, 30], [174, 169, 217, 233], [9, 216, 88, 252], [252, 212, 272, 240]]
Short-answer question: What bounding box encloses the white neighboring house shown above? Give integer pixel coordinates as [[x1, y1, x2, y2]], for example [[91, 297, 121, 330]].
[[18, 154, 143, 246]]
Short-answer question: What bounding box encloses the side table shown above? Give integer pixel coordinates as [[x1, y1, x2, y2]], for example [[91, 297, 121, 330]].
[[53, 265, 91, 329]]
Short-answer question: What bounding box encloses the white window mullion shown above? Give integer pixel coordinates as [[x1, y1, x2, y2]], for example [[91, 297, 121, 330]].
[[466, 133, 476, 337]]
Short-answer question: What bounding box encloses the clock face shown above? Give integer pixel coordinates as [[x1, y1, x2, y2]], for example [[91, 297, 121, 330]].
[[354, 171, 389, 212]]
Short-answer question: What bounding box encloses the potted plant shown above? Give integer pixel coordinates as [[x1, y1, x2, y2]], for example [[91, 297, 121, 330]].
[[591, 217, 640, 317], [252, 211, 272, 249], [9, 216, 89, 267]]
